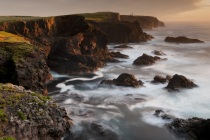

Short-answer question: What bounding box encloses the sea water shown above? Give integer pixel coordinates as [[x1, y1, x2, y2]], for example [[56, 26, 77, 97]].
[[48, 22, 210, 140]]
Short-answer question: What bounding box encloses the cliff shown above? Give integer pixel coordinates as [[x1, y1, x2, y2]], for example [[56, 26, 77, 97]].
[[0, 31, 50, 94], [120, 15, 165, 29], [0, 15, 112, 74], [88, 20, 153, 43]]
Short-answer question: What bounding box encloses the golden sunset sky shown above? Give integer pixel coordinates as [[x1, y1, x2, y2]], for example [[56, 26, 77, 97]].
[[0, 0, 209, 22]]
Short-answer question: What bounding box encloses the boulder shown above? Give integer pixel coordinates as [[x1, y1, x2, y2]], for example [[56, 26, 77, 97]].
[[154, 110, 175, 120], [166, 118, 210, 140], [166, 74, 197, 91], [152, 75, 168, 84], [165, 36, 204, 43], [114, 45, 133, 49], [109, 52, 129, 59], [152, 50, 166, 56], [133, 53, 161, 66], [100, 73, 143, 87]]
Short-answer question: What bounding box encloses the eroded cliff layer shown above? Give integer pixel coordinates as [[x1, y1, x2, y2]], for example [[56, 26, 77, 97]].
[[0, 15, 112, 74], [88, 20, 153, 43], [120, 15, 165, 29]]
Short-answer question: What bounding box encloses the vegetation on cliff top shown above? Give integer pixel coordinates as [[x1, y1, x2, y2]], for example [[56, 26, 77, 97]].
[[77, 12, 119, 21], [0, 31, 29, 43]]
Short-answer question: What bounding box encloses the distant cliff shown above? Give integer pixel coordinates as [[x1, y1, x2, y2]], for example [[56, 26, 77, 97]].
[[120, 15, 165, 29], [88, 20, 153, 43]]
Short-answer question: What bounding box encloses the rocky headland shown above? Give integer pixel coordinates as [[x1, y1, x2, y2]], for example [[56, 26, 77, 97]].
[[165, 36, 204, 43], [120, 15, 165, 29]]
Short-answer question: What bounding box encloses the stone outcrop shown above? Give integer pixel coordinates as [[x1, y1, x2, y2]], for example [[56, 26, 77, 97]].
[[0, 41, 50, 94], [0, 83, 71, 140], [152, 50, 166, 56], [88, 20, 153, 43], [120, 15, 165, 29], [165, 36, 204, 43], [109, 52, 129, 59], [166, 74, 197, 91], [167, 117, 210, 140], [151, 75, 168, 84], [133, 53, 161, 66], [100, 73, 143, 87]]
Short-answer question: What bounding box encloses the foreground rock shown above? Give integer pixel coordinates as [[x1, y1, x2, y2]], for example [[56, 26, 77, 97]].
[[133, 53, 161, 66], [114, 45, 133, 49], [166, 74, 197, 91], [0, 83, 71, 140], [165, 36, 204, 43], [109, 52, 129, 59], [152, 50, 166, 56], [100, 73, 143, 87], [167, 117, 210, 140]]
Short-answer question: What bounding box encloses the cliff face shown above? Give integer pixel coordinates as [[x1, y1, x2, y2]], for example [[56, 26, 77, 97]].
[[120, 15, 165, 29], [88, 21, 153, 43], [0, 15, 111, 74], [0, 32, 50, 94]]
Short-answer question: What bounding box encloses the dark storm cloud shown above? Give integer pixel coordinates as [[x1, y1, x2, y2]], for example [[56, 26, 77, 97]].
[[0, 0, 203, 17]]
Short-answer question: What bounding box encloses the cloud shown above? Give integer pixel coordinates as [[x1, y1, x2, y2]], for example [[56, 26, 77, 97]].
[[0, 0, 203, 18]]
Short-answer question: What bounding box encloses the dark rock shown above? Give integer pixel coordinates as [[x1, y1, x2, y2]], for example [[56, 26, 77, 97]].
[[154, 110, 175, 120], [166, 75, 172, 81], [100, 73, 143, 87], [166, 117, 210, 140], [109, 52, 129, 59], [114, 45, 133, 49], [165, 36, 204, 43], [152, 75, 167, 84], [91, 123, 105, 135], [166, 74, 197, 91], [133, 53, 161, 66], [152, 50, 166, 56], [0, 83, 71, 140]]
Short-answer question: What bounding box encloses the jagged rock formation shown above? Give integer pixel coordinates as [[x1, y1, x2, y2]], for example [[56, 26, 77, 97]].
[[0, 15, 113, 74], [0, 32, 50, 94], [120, 15, 165, 29], [100, 73, 143, 87], [114, 44, 133, 49], [87, 20, 153, 43], [166, 74, 197, 91], [0, 83, 71, 140], [133, 53, 161, 66], [167, 118, 210, 140], [165, 36, 204, 43], [109, 52, 129, 59]]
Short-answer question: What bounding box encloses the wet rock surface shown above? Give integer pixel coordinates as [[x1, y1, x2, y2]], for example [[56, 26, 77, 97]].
[[152, 75, 168, 84], [165, 36, 204, 43], [114, 44, 133, 49], [133, 53, 161, 66], [167, 118, 210, 140], [154, 110, 175, 120], [152, 50, 166, 56], [109, 52, 129, 59], [166, 74, 197, 91], [100, 73, 143, 87], [0, 83, 71, 140]]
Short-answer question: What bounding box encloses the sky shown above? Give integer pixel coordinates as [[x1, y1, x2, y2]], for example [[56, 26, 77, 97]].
[[0, 0, 209, 22]]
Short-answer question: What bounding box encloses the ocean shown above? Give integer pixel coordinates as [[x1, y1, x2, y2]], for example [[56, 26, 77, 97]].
[[48, 22, 210, 140]]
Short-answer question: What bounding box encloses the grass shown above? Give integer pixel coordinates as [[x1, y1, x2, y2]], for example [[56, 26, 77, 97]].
[[0, 136, 15, 140], [0, 31, 29, 43], [0, 16, 41, 23], [77, 12, 119, 21]]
